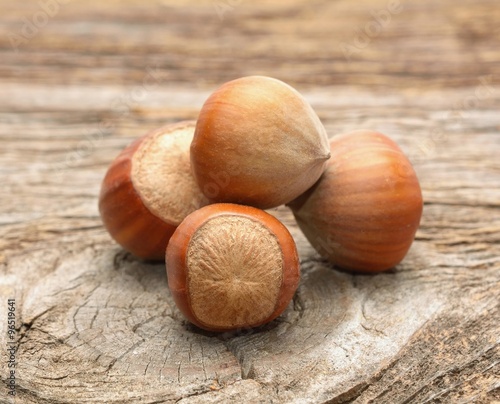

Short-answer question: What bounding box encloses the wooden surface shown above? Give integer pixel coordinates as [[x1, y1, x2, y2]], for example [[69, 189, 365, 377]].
[[1, 1, 499, 403]]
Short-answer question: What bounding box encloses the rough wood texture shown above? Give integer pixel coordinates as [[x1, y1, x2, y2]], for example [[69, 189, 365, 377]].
[[1, 0, 499, 403]]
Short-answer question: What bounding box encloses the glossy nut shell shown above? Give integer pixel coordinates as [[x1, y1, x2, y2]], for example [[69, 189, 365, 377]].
[[290, 130, 423, 272], [166, 203, 300, 331]]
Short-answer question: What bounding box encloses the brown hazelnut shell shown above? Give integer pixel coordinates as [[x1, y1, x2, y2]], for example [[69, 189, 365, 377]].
[[191, 76, 330, 209], [99, 121, 206, 261], [289, 130, 423, 273], [166, 203, 300, 332]]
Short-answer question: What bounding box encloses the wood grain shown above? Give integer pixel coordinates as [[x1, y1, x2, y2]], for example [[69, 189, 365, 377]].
[[0, 0, 499, 403]]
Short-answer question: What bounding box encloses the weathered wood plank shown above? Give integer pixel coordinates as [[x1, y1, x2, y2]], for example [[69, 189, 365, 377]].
[[1, 0, 499, 87], [0, 0, 499, 403]]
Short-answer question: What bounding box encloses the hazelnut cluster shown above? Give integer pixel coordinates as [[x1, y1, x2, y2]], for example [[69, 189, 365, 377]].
[[99, 76, 423, 332]]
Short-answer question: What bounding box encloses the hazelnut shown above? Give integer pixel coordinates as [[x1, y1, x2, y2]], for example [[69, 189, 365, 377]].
[[99, 121, 208, 260], [166, 203, 300, 332], [289, 130, 423, 272], [191, 76, 330, 209]]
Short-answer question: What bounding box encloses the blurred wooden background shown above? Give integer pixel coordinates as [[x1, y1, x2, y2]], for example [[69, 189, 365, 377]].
[[0, 1, 499, 403]]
